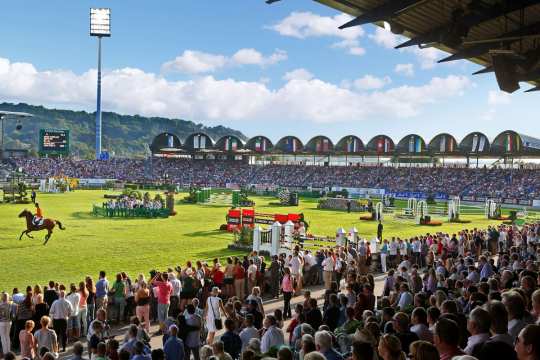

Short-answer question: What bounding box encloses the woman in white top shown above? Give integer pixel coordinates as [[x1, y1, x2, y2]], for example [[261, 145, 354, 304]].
[[204, 287, 226, 345]]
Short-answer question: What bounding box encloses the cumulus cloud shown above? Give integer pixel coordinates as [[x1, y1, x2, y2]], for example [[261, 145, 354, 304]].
[[283, 68, 314, 81], [162, 48, 287, 74], [269, 12, 365, 56], [395, 63, 414, 77], [352, 75, 392, 90], [269, 11, 363, 40], [0, 56, 472, 125], [488, 90, 512, 105], [369, 27, 450, 69]]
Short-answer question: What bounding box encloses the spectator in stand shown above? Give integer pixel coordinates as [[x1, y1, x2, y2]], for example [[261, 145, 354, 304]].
[[260, 315, 284, 353], [163, 325, 184, 360]]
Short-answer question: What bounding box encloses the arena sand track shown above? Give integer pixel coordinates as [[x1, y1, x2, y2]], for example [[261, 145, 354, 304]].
[[0, 190, 504, 290]]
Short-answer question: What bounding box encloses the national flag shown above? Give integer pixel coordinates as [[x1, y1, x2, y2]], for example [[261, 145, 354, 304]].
[[415, 137, 422, 153], [440, 136, 446, 153], [506, 134, 512, 152], [449, 137, 454, 152], [167, 134, 174, 148], [347, 137, 358, 153], [316, 139, 322, 152], [194, 135, 200, 149], [224, 137, 230, 150], [286, 137, 297, 152], [231, 138, 238, 151], [478, 136, 485, 152], [385, 138, 391, 152], [377, 138, 384, 153], [255, 139, 261, 151], [471, 134, 478, 152], [323, 138, 329, 152], [200, 135, 206, 149], [409, 136, 415, 153]]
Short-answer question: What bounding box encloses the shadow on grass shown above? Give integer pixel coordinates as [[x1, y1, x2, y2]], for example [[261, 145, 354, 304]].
[[71, 211, 169, 222], [0, 242, 40, 250], [183, 229, 226, 237]]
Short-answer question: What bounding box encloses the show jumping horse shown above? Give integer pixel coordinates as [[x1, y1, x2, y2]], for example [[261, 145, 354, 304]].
[[18, 209, 65, 245]]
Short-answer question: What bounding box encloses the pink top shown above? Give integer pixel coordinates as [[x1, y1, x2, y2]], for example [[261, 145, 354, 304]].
[[19, 330, 36, 359], [281, 275, 294, 293], [153, 280, 173, 304]]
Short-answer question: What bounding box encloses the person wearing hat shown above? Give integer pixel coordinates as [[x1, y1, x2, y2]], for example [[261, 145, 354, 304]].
[[204, 287, 226, 344]]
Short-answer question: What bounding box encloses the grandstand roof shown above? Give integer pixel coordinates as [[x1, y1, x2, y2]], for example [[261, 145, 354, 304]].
[[429, 133, 459, 155], [150, 130, 540, 157], [299, 0, 540, 93]]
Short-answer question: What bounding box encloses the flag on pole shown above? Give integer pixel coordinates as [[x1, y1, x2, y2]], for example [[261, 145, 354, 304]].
[[472, 134, 478, 152], [440, 136, 446, 153], [167, 134, 174, 148], [415, 137, 422, 153], [409, 136, 415, 152], [478, 136, 485, 152]]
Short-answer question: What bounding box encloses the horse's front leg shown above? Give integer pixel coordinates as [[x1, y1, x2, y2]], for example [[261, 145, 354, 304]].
[[19, 230, 26, 240], [26, 231, 34, 239]]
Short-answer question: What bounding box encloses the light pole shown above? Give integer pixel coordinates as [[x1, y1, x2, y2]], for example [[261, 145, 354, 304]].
[[0, 111, 33, 159], [90, 8, 111, 160]]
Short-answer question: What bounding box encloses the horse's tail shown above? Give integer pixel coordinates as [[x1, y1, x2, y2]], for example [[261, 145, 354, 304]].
[[55, 220, 66, 230]]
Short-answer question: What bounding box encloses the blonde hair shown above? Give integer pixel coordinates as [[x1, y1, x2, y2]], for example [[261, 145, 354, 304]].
[[379, 334, 405, 360], [409, 340, 439, 360]]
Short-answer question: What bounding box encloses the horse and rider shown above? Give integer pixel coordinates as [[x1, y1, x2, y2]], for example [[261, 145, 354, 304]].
[[19, 202, 65, 245]]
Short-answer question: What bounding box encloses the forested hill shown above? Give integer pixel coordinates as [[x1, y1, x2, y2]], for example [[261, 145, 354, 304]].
[[0, 103, 246, 158]]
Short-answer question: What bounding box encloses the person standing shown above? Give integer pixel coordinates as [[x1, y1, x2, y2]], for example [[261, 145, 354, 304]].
[[260, 315, 284, 353], [95, 271, 109, 311], [163, 325, 184, 360], [204, 287, 226, 345], [377, 220, 383, 240], [135, 281, 151, 333], [49, 290, 73, 352], [0, 293, 12, 356], [66, 284, 81, 340], [110, 274, 127, 324], [281, 268, 294, 319], [151, 272, 173, 334], [31, 189, 37, 204], [380, 240, 389, 273], [34, 316, 59, 356], [268, 256, 281, 299], [184, 304, 202, 360], [19, 320, 37, 359], [321, 251, 335, 291]]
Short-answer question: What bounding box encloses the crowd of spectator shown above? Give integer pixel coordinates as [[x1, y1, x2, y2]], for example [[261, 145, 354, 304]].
[[10, 158, 540, 201], [1, 221, 540, 360]]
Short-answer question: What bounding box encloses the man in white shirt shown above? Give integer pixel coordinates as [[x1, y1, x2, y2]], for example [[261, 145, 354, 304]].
[[260, 315, 284, 353], [396, 283, 413, 311], [412, 238, 422, 266], [321, 252, 335, 290], [49, 290, 73, 352], [66, 284, 81, 339], [239, 314, 259, 351], [464, 307, 491, 355], [389, 239, 398, 269]]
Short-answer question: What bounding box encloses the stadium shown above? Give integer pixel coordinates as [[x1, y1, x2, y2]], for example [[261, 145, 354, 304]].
[[1, 2, 540, 360]]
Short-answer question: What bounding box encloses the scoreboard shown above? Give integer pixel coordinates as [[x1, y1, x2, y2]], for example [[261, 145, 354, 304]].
[[39, 129, 70, 155]]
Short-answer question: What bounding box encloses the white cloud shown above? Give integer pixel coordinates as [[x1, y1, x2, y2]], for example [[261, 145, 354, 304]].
[[161, 50, 227, 74], [270, 12, 365, 56], [162, 48, 287, 74], [369, 27, 453, 70], [283, 68, 314, 81], [232, 48, 287, 66], [395, 63, 414, 77], [0, 56, 472, 125], [488, 90, 511, 105], [369, 27, 401, 49], [353, 75, 392, 90], [269, 11, 364, 40]]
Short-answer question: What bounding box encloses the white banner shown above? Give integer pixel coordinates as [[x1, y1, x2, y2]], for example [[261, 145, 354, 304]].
[[78, 178, 110, 186], [533, 200, 540, 208], [332, 186, 385, 196]]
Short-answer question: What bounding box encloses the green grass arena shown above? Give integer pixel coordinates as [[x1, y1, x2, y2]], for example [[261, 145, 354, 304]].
[[0, 190, 525, 290]]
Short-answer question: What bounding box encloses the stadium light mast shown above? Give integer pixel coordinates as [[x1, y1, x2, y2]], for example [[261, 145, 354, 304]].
[[0, 111, 33, 159], [90, 8, 111, 160]]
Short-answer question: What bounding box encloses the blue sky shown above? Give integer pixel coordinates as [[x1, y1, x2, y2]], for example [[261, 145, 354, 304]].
[[0, 0, 538, 142]]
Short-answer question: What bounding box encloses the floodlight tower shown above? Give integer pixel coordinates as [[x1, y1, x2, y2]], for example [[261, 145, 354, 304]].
[[90, 8, 111, 160]]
